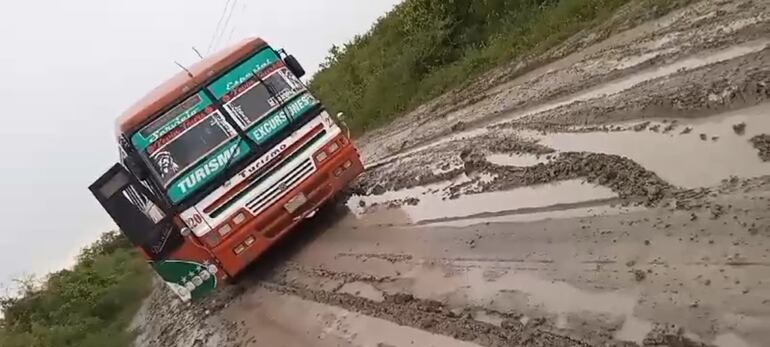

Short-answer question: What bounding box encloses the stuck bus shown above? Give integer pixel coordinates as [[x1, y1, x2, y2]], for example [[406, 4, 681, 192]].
[[89, 38, 364, 301]]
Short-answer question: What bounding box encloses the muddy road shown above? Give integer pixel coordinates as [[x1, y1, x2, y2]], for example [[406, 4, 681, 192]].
[[134, 1, 770, 346]]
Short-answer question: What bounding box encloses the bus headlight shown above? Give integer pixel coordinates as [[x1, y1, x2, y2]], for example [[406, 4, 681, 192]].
[[218, 223, 232, 236], [191, 276, 203, 287], [232, 212, 247, 225], [185, 282, 196, 291], [315, 151, 328, 163], [207, 264, 218, 274], [327, 142, 339, 153]]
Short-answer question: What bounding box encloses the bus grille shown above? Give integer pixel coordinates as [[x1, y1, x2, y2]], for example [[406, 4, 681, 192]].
[[246, 158, 315, 214]]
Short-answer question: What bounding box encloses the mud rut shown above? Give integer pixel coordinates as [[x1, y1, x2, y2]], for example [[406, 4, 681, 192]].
[[133, 1, 770, 346]]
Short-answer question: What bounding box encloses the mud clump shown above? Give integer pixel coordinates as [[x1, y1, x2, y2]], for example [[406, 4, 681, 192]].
[[733, 122, 747, 135], [643, 323, 711, 347], [264, 281, 601, 346], [355, 133, 553, 195], [633, 121, 651, 131], [133, 282, 246, 347], [749, 134, 770, 161], [464, 152, 673, 205]]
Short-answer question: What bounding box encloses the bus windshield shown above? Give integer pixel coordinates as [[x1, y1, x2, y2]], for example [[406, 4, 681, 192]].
[[131, 48, 319, 204], [131, 91, 247, 203]]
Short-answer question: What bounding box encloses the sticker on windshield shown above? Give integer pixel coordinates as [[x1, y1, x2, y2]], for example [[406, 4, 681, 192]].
[[167, 140, 252, 203], [132, 91, 215, 151], [248, 93, 318, 144], [221, 67, 306, 129], [207, 48, 282, 99], [153, 151, 180, 180]]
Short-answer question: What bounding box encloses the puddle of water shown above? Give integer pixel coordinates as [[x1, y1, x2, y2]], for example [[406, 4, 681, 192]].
[[614, 316, 654, 345], [428, 203, 642, 228], [488, 271, 638, 318], [398, 266, 645, 336], [485, 153, 550, 167], [232, 288, 482, 347], [713, 333, 754, 347], [535, 104, 770, 188], [351, 179, 617, 224], [347, 174, 471, 210], [337, 281, 385, 302]]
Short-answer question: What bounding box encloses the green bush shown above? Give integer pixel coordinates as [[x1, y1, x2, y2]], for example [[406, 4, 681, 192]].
[[309, 0, 636, 135], [0, 231, 151, 347]]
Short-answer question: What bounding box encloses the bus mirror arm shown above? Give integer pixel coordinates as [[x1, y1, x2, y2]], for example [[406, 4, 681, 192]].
[[336, 112, 351, 138], [124, 155, 149, 180]]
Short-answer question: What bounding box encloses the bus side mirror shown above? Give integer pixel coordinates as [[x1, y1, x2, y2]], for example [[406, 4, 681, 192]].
[[284, 55, 305, 78]]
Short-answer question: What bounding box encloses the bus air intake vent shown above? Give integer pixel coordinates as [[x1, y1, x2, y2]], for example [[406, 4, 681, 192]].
[[246, 158, 315, 214]]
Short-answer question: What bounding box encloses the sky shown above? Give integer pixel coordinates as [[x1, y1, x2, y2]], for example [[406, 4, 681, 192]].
[[0, 0, 401, 291]]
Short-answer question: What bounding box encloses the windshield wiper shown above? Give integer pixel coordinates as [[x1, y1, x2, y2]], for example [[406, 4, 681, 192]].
[[216, 62, 294, 185]]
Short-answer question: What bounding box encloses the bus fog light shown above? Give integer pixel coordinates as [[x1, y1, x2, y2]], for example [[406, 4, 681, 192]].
[[333, 167, 343, 176], [218, 224, 232, 236], [191, 276, 203, 287], [343, 160, 352, 169], [203, 232, 220, 247], [232, 212, 246, 225], [244, 235, 255, 246], [234, 244, 247, 255], [185, 282, 196, 291]]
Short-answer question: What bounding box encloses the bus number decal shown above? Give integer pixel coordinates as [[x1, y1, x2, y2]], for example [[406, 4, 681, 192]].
[[186, 213, 204, 228]]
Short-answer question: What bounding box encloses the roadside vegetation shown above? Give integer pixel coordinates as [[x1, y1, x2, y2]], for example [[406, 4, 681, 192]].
[[310, 0, 688, 135], [0, 231, 151, 347]]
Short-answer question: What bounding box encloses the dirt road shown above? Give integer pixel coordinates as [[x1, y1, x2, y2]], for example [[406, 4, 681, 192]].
[[134, 1, 770, 346]]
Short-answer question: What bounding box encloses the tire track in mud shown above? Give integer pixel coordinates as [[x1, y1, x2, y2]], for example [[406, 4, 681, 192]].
[[258, 261, 717, 347], [259, 276, 597, 347]]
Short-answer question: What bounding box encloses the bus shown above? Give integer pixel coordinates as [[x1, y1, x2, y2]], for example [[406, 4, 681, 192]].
[[89, 38, 364, 301]]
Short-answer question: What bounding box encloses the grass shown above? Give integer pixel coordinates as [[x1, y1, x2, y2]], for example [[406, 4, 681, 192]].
[[309, 0, 692, 136], [0, 231, 151, 347]]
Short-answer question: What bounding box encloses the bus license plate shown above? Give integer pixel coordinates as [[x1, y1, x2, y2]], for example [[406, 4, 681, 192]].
[[284, 193, 307, 213]]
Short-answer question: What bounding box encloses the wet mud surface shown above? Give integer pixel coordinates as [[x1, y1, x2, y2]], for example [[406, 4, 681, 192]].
[[133, 1, 770, 346]]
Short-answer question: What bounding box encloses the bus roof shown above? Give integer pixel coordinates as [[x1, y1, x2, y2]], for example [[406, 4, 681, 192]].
[[116, 37, 267, 135]]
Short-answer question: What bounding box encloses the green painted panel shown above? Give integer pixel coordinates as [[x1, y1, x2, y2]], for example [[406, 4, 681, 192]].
[[247, 93, 319, 144], [167, 140, 251, 203], [152, 260, 216, 301], [208, 48, 281, 99], [132, 92, 214, 151]]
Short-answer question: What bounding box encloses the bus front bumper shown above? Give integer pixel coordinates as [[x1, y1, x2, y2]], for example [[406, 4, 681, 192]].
[[212, 142, 364, 277]]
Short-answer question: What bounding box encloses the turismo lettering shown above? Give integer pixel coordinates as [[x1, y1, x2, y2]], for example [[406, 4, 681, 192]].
[[171, 143, 243, 201], [224, 143, 288, 187]]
